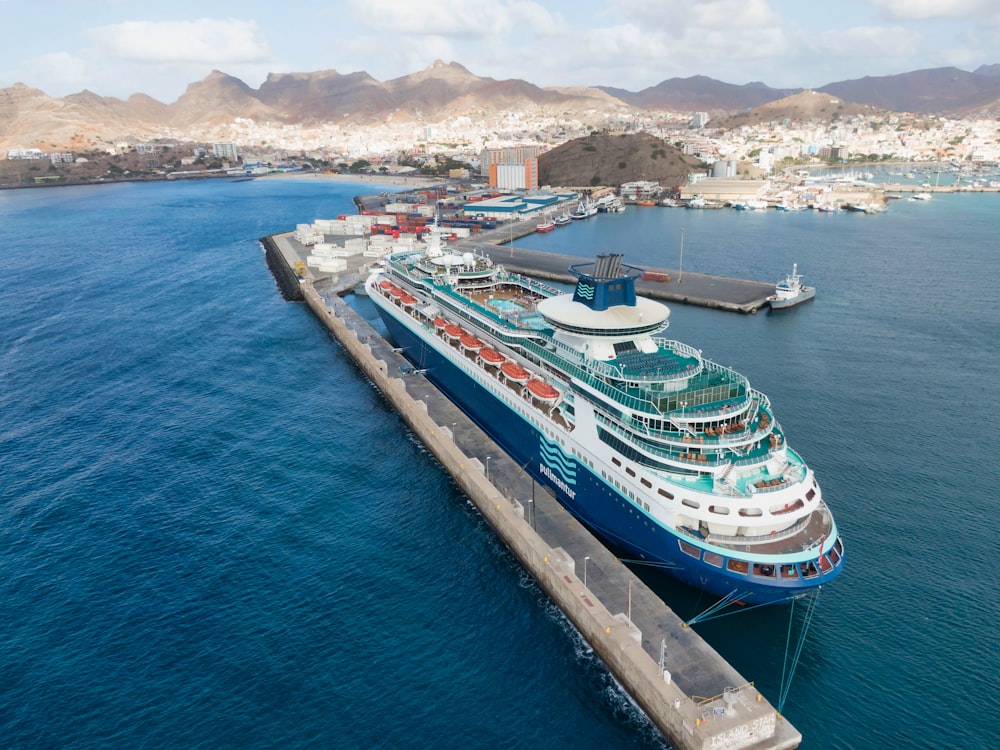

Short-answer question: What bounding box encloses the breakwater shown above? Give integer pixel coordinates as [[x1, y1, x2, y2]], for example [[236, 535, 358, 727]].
[[265, 232, 801, 749]]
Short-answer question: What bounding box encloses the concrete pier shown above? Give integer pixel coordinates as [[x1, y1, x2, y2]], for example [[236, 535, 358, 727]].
[[262, 231, 802, 749]]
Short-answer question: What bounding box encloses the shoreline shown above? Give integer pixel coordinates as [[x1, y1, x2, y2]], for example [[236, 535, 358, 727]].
[[0, 169, 448, 192]]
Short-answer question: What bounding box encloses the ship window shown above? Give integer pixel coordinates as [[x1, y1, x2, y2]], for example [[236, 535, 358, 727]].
[[738, 507, 763, 517], [806, 488, 816, 500], [681, 498, 699, 509], [640, 478, 651, 488], [770, 499, 804, 515], [753, 563, 776, 578], [704, 552, 723, 568], [612, 457, 622, 467], [658, 488, 675, 500], [678, 541, 700, 559], [626, 467, 636, 477], [709, 505, 729, 515], [726, 559, 749, 574]]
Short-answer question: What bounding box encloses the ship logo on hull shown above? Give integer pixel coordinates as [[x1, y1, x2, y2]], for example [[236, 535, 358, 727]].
[[575, 282, 595, 300], [539, 436, 577, 500]]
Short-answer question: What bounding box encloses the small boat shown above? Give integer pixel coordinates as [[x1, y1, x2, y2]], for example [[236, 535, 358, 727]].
[[595, 195, 616, 212], [479, 348, 505, 366], [500, 361, 530, 382], [909, 192, 932, 201], [553, 213, 571, 226], [526, 379, 560, 403], [535, 219, 556, 233], [570, 200, 598, 220], [768, 264, 816, 310]]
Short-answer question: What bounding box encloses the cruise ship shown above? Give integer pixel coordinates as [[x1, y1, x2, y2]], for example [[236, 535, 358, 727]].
[[365, 241, 844, 604]]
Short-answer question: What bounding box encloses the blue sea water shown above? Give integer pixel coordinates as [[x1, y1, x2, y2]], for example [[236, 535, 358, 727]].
[[1, 178, 997, 749]]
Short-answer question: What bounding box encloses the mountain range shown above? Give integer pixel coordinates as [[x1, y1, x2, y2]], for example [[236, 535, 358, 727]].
[[3, 61, 1000, 153]]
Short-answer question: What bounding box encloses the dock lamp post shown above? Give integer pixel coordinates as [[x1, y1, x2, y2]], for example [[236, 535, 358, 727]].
[[678, 227, 685, 284], [486, 456, 491, 482], [584, 556, 590, 587]]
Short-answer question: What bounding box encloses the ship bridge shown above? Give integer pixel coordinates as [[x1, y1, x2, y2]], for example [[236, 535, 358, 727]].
[[536, 254, 670, 360]]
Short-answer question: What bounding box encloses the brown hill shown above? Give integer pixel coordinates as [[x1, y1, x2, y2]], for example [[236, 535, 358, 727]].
[[4, 61, 1000, 153], [600, 75, 796, 113], [538, 132, 702, 189], [818, 66, 1000, 114], [257, 69, 391, 120], [167, 70, 280, 127], [0, 83, 164, 151], [715, 90, 884, 129]]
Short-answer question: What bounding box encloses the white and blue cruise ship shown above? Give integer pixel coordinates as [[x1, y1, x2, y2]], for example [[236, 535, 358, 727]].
[[366, 241, 844, 604]]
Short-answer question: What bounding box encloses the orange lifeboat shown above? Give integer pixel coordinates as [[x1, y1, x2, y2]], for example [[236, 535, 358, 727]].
[[433, 317, 447, 329], [526, 379, 560, 402], [479, 348, 504, 366], [389, 286, 403, 298], [379, 280, 394, 291], [398, 293, 417, 306], [459, 334, 483, 350], [444, 324, 465, 339], [501, 362, 530, 383]]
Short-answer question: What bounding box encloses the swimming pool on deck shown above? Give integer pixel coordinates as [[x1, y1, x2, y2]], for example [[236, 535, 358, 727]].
[[486, 298, 547, 330]]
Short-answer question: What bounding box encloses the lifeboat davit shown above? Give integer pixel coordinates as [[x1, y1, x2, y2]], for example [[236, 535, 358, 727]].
[[501, 362, 530, 383], [459, 334, 483, 350], [444, 324, 465, 339], [526, 379, 560, 402], [433, 316, 447, 329], [479, 348, 504, 366]]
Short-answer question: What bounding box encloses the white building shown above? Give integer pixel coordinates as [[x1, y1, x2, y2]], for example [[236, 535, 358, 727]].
[[212, 142, 239, 160]]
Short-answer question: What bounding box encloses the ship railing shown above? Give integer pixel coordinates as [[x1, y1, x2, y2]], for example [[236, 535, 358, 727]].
[[703, 515, 810, 547], [595, 413, 727, 468], [520, 340, 664, 416]]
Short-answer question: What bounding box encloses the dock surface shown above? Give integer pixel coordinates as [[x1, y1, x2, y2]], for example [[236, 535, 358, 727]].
[[262, 230, 802, 749], [456, 216, 774, 313]]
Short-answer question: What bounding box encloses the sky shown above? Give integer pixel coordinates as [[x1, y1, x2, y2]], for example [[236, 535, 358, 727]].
[[2, 0, 999, 102]]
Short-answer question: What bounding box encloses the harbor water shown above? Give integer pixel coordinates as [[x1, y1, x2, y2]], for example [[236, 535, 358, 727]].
[[1, 178, 997, 748]]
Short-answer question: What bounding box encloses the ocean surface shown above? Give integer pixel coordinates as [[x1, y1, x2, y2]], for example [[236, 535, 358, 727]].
[[2, 176, 997, 749]]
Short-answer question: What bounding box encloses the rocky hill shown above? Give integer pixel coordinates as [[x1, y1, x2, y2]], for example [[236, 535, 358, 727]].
[[817, 66, 1000, 115], [538, 132, 702, 189], [3, 60, 1000, 153], [714, 90, 887, 129], [599, 75, 796, 113]]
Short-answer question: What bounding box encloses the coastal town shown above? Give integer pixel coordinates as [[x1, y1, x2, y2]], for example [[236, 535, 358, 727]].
[[4, 88, 1000, 197]]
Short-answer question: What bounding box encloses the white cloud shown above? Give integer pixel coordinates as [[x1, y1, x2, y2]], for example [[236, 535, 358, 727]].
[[345, 0, 562, 37], [867, 0, 1000, 22], [17, 52, 92, 93], [87, 18, 271, 65], [611, 0, 780, 36], [810, 25, 925, 62]]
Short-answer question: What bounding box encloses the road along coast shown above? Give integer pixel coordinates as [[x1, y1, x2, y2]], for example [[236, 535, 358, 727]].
[[262, 230, 803, 750]]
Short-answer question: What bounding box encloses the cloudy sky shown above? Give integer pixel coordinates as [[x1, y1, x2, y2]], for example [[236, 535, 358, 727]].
[[2, 0, 999, 102]]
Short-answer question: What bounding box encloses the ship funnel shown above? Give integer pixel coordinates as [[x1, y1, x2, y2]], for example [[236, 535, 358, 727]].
[[569, 254, 643, 311]]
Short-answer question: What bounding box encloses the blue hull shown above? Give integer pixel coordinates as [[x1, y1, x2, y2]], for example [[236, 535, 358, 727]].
[[375, 304, 837, 604]]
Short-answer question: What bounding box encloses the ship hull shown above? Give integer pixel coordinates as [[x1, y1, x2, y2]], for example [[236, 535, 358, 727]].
[[372, 295, 836, 604], [768, 287, 816, 309]]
